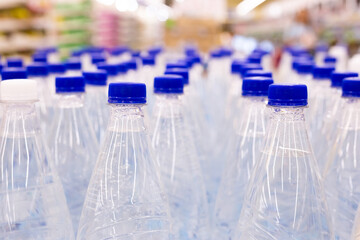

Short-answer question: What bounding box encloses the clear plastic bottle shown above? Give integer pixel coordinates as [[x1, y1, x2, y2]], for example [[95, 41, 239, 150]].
[[0, 79, 74, 239], [97, 63, 119, 83], [48, 63, 67, 96], [294, 61, 313, 85], [140, 55, 157, 112], [126, 58, 138, 82], [77, 82, 171, 240], [48, 76, 99, 233], [151, 75, 209, 240], [308, 66, 335, 145], [213, 76, 273, 240], [315, 72, 358, 169], [27, 63, 53, 132], [234, 84, 333, 240], [83, 71, 109, 142], [315, 44, 328, 65], [324, 77, 360, 240], [117, 62, 128, 82]]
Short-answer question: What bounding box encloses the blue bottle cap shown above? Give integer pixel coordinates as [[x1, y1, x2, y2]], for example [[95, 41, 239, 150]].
[[166, 62, 188, 70], [141, 56, 156, 66], [241, 64, 263, 77], [312, 66, 335, 80], [247, 54, 262, 64], [117, 63, 128, 74], [126, 59, 138, 70], [342, 77, 360, 97], [245, 70, 272, 78], [177, 59, 192, 68], [219, 47, 233, 57], [231, 60, 245, 74], [131, 50, 141, 57], [210, 50, 222, 58], [186, 55, 202, 64], [83, 71, 107, 86], [32, 54, 47, 63], [331, 72, 358, 88], [27, 63, 49, 77], [185, 48, 197, 57], [84, 46, 105, 54], [297, 62, 314, 74], [148, 46, 163, 56], [268, 84, 308, 107], [164, 68, 189, 85], [154, 75, 184, 94], [108, 82, 146, 104], [324, 55, 337, 63], [65, 60, 82, 70], [91, 53, 106, 65], [109, 46, 129, 56], [71, 49, 84, 57], [97, 63, 118, 76], [2, 68, 27, 80], [56, 76, 85, 93], [242, 77, 274, 96], [48, 63, 66, 74], [7, 58, 23, 68]]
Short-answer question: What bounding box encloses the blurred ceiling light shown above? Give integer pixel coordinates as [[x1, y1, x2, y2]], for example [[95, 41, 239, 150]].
[[236, 0, 266, 16], [96, 0, 114, 6], [116, 0, 138, 12]]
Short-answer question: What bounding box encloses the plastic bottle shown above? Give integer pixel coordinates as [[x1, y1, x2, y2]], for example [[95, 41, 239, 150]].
[[294, 61, 313, 85], [48, 76, 99, 232], [126, 58, 138, 82], [324, 77, 360, 240], [151, 75, 209, 240], [234, 84, 333, 240], [308, 66, 335, 142], [65, 60, 82, 76], [324, 55, 337, 68], [0, 79, 74, 239], [90, 53, 106, 69], [27, 63, 53, 131], [315, 43, 328, 65], [48, 63, 67, 96], [140, 55, 157, 110], [97, 63, 119, 83], [117, 62, 128, 82], [77, 82, 171, 240], [213, 77, 273, 240], [329, 44, 348, 71], [315, 72, 358, 169], [83, 71, 109, 142]]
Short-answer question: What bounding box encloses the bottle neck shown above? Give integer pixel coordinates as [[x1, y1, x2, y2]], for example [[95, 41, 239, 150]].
[[153, 94, 183, 118], [268, 106, 306, 122], [108, 104, 146, 132], [56, 92, 85, 108], [263, 106, 312, 158], [340, 98, 360, 129], [0, 102, 39, 137]]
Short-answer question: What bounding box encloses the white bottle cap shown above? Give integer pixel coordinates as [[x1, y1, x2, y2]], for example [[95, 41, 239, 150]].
[[1, 79, 38, 102]]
